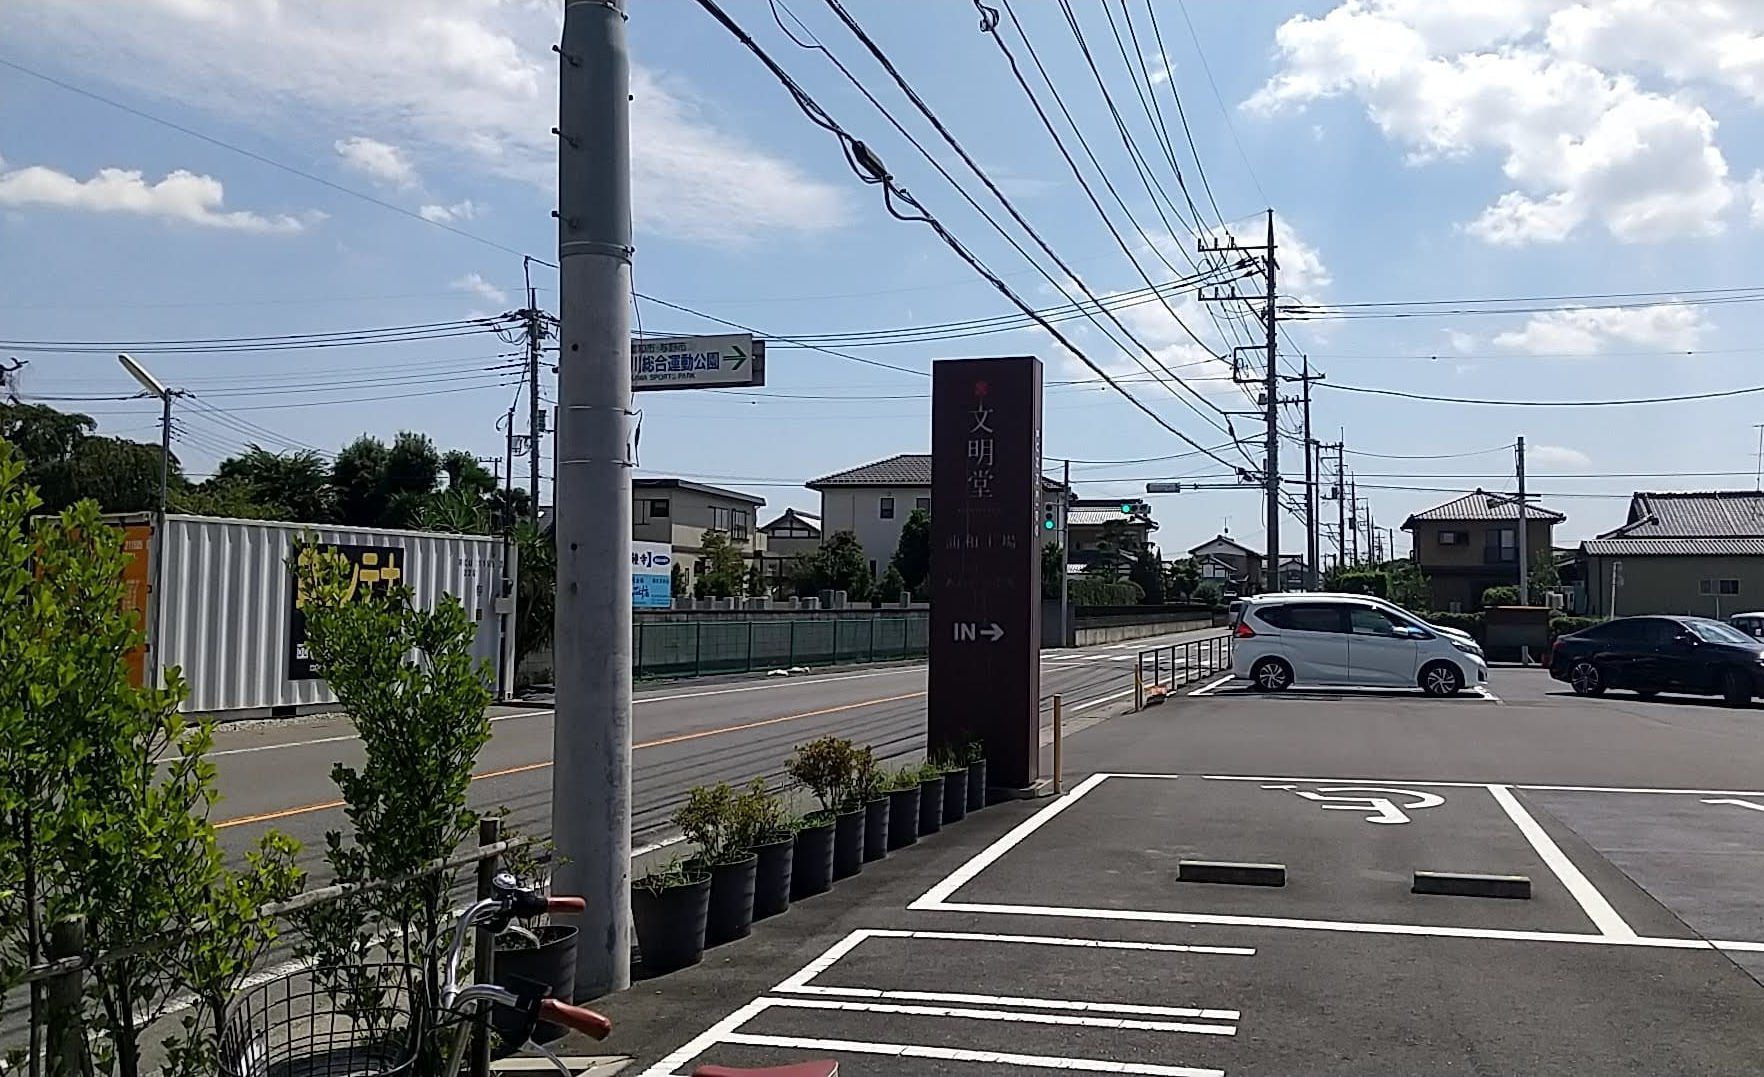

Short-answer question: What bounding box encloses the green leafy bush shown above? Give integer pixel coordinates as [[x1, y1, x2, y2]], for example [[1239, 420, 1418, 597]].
[[1481, 585, 1522, 608], [786, 736, 862, 817], [730, 779, 792, 847], [1550, 615, 1602, 638], [673, 783, 742, 863], [1067, 578, 1145, 606], [1423, 611, 1485, 640]]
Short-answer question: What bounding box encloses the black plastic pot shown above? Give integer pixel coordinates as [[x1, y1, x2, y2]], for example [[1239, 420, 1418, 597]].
[[941, 768, 969, 823], [887, 787, 920, 849], [631, 874, 711, 976], [791, 816, 836, 899], [705, 853, 758, 946], [492, 924, 577, 1044], [967, 758, 988, 811], [751, 836, 794, 920], [918, 775, 945, 835], [862, 797, 889, 862], [833, 807, 866, 880]]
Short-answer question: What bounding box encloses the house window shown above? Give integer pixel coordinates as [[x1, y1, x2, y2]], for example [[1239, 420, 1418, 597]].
[[648, 498, 669, 519], [880, 496, 895, 519], [1438, 529, 1468, 546], [915, 496, 930, 512], [1701, 579, 1741, 596], [709, 506, 750, 540]]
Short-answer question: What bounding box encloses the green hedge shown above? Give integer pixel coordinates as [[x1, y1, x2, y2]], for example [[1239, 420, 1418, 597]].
[[1067, 578, 1145, 606], [1421, 611, 1484, 639], [1549, 615, 1601, 638]]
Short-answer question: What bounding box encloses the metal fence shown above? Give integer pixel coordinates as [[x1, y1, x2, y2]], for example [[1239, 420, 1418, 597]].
[[1134, 633, 1233, 707], [634, 617, 929, 679]]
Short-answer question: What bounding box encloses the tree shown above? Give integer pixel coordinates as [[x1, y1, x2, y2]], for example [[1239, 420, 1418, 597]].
[[1388, 558, 1431, 609], [214, 446, 333, 522], [877, 564, 908, 602], [889, 508, 931, 595], [1192, 581, 1224, 609], [1041, 542, 1063, 599], [330, 435, 391, 527], [417, 486, 489, 534], [1482, 584, 1521, 608], [1164, 557, 1200, 601], [1129, 548, 1165, 605], [0, 447, 299, 1077], [1085, 519, 1139, 583], [1530, 549, 1560, 590], [792, 530, 872, 601], [330, 432, 445, 528], [441, 449, 497, 497], [691, 530, 749, 598], [671, 561, 688, 599]]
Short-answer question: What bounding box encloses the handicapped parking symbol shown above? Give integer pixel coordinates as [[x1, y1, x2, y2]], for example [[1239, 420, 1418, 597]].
[[1263, 784, 1446, 825]]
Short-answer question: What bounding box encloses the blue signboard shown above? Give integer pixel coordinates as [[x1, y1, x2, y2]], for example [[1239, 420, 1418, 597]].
[[632, 541, 673, 609]]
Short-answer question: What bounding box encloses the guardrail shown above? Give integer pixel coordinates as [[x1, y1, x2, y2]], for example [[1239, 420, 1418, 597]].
[[1134, 633, 1233, 708], [634, 616, 929, 679]]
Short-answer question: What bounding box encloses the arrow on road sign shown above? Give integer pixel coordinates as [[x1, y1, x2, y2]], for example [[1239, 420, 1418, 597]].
[[980, 622, 1004, 642], [728, 345, 748, 370]]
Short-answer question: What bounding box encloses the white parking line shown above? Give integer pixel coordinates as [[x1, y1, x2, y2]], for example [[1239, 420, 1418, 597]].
[[760, 995, 1237, 1036], [1204, 774, 1764, 797], [1189, 674, 1233, 696], [1487, 784, 1636, 939], [714, 1033, 1225, 1077], [780, 985, 1241, 1022], [911, 773, 1112, 908]]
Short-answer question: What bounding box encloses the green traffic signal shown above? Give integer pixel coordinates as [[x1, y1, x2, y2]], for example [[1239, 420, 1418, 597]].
[[1043, 518, 1056, 530], [1119, 503, 1133, 513]]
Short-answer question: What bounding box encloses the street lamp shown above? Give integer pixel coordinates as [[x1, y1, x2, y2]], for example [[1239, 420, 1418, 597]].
[[118, 353, 180, 685]]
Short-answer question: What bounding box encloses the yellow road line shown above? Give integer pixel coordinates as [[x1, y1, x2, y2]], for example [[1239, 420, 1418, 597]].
[[215, 690, 926, 830]]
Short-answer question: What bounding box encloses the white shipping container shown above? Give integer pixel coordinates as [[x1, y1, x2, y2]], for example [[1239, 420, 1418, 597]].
[[116, 513, 515, 716]]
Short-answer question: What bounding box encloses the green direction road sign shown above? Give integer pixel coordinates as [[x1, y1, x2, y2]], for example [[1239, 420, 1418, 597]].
[[631, 333, 765, 392]]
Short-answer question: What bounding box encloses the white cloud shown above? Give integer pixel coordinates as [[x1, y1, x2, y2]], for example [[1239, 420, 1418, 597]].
[[451, 272, 507, 306], [1529, 443, 1592, 470], [1247, 1, 1742, 244], [333, 136, 418, 188], [11, 1, 849, 245], [1746, 170, 1764, 227], [420, 199, 481, 223], [0, 158, 307, 232], [1492, 304, 1709, 355]]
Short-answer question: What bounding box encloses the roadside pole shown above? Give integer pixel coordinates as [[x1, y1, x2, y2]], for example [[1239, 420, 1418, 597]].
[[1516, 435, 1530, 605], [1060, 459, 1070, 646], [1300, 356, 1318, 590], [1261, 210, 1280, 593], [553, 0, 633, 999]]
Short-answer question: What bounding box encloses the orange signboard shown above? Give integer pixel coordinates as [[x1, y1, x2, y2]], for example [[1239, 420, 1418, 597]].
[[121, 523, 152, 688]]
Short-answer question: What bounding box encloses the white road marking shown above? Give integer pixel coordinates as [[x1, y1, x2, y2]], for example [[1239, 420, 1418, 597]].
[[1265, 784, 1445, 825], [919, 898, 1757, 951], [1067, 685, 1140, 713], [632, 834, 687, 857], [780, 985, 1241, 1022], [1204, 774, 1764, 796], [638, 998, 773, 1077], [1189, 674, 1233, 696], [909, 772, 1113, 909], [1701, 797, 1764, 813], [1487, 784, 1635, 939], [713, 1034, 1226, 1077], [759, 995, 1237, 1036]]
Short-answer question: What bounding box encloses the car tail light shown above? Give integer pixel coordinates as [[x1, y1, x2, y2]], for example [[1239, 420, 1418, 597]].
[[1234, 620, 1256, 639]]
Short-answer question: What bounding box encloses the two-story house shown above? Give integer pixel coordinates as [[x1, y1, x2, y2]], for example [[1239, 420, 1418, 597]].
[[1579, 490, 1764, 617], [1066, 498, 1158, 570], [1401, 491, 1564, 611], [808, 453, 1068, 577], [754, 507, 822, 593], [1189, 535, 1262, 593], [632, 478, 766, 593]]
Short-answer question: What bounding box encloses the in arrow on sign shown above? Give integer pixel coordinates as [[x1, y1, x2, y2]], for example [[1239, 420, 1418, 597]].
[[981, 622, 1004, 641], [728, 345, 747, 370]]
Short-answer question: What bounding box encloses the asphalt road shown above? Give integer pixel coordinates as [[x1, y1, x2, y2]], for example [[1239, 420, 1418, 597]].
[[596, 664, 1764, 1076], [206, 627, 1225, 879]]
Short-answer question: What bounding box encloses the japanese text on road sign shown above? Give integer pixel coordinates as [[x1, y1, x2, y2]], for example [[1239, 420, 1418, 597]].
[[632, 334, 766, 391]]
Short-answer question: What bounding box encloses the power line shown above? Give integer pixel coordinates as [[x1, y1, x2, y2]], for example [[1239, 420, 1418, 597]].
[[1286, 290, 1764, 321], [1172, 0, 1267, 204], [692, 0, 1241, 471], [1345, 443, 1514, 460], [631, 293, 927, 377], [799, 0, 1238, 431], [1320, 381, 1764, 407]]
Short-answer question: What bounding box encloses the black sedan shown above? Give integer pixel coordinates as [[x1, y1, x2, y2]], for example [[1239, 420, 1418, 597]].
[[1548, 615, 1764, 705]]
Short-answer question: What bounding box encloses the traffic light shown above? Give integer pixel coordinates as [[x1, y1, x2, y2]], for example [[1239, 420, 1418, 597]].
[[1043, 504, 1057, 530], [1119, 503, 1133, 513]]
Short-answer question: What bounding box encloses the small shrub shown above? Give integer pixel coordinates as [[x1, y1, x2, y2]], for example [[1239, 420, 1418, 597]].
[[673, 783, 740, 863], [1550, 614, 1601, 638], [887, 766, 922, 792], [636, 856, 708, 895], [729, 779, 792, 848], [786, 735, 861, 816], [851, 747, 884, 806], [1423, 611, 1485, 640], [1481, 585, 1521, 608]]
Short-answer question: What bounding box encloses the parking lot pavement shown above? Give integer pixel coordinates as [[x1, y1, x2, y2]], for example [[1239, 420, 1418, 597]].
[[607, 665, 1764, 1076]]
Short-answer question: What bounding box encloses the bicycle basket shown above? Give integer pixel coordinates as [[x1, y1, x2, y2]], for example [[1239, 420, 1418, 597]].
[[220, 962, 424, 1077]]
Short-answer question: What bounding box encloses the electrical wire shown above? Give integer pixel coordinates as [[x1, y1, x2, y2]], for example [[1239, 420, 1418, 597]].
[[1320, 381, 1764, 407], [1172, 1, 1266, 205], [1345, 443, 1514, 460]]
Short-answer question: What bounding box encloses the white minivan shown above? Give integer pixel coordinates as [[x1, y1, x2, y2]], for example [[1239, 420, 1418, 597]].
[[1230, 593, 1489, 696]]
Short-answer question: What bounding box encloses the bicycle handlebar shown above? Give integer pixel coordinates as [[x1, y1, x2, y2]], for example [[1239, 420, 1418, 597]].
[[538, 999, 612, 1040], [546, 896, 586, 914]]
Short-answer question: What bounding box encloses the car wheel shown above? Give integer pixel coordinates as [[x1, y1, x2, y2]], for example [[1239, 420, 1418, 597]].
[[1722, 668, 1752, 707], [1569, 660, 1605, 696], [1250, 657, 1293, 692], [1420, 661, 1464, 697]]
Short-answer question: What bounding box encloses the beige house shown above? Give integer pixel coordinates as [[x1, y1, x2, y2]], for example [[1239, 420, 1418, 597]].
[[632, 478, 765, 592], [1402, 492, 1563, 612], [1580, 491, 1764, 618], [808, 453, 1067, 577], [1189, 535, 1261, 593], [755, 507, 822, 592], [1067, 499, 1157, 572]]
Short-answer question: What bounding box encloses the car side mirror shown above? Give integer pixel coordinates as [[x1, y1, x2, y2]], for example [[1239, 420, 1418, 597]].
[[1676, 632, 1700, 646]]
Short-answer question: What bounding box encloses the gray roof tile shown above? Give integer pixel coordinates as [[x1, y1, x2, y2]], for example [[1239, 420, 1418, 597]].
[[1607, 491, 1764, 539], [1402, 491, 1565, 525], [1582, 537, 1764, 556]]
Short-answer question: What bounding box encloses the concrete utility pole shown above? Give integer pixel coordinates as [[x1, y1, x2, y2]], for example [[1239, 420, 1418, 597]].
[[1300, 356, 1318, 590], [118, 353, 179, 687], [1260, 210, 1280, 594], [1516, 435, 1530, 606], [553, 0, 633, 1000], [1060, 459, 1071, 646], [525, 259, 545, 519]]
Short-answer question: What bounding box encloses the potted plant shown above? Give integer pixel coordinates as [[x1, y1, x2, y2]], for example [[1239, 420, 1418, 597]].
[[853, 747, 889, 862], [790, 812, 835, 899], [631, 858, 712, 975], [788, 736, 865, 882], [732, 778, 794, 920], [938, 751, 970, 824], [886, 766, 921, 850], [964, 740, 988, 812], [490, 837, 577, 1044], [917, 762, 946, 836], [674, 783, 758, 946]]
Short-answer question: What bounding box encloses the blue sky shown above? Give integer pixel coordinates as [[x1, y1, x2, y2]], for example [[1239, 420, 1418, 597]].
[[8, 1, 1764, 556]]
